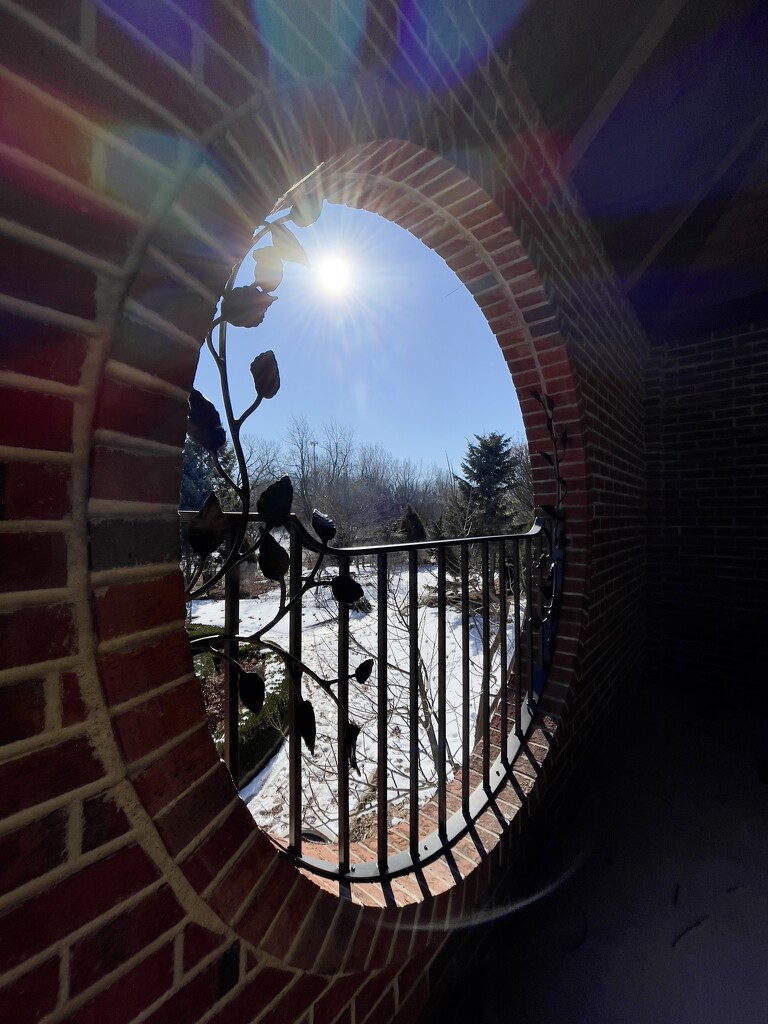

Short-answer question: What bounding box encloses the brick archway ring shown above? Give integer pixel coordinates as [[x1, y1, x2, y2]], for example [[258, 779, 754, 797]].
[[92, 139, 589, 974]]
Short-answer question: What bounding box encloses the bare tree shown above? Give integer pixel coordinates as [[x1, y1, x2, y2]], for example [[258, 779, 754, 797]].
[[355, 443, 397, 539], [283, 415, 316, 521], [318, 420, 355, 484], [507, 438, 535, 529], [257, 417, 512, 552], [243, 435, 283, 496]]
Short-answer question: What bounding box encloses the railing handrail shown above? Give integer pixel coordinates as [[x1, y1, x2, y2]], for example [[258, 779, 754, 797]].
[[180, 507, 545, 556]]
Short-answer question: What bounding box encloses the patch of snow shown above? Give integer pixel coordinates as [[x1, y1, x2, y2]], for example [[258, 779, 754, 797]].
[[193, 561, 524, 842]]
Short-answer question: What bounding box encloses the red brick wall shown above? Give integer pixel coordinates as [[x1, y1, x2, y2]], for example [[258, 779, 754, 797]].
[[647, 323, 768, 707], [1, 2, 648, 1022]]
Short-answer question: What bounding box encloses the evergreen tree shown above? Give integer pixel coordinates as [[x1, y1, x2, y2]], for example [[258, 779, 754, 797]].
[[179, 439, 241, 578], [179, 439, 215, 578], [456, 432, 522, 536], [399, 504, 427, 542], [179, 438, 218, 510]]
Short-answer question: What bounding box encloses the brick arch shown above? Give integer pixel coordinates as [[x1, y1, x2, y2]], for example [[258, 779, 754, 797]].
[[79, 128, 589, 973]]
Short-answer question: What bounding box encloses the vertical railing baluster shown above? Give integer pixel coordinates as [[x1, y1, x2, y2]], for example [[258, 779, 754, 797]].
[[461, 543, 470, 816], [223, 523, 241, 787], [481, 540, 491, 788], [288, 520, 303, 856], [535, 532, 545, 693], [337, 552, 351, 877], [437, 546, 447, 840], [514, 537, 523, 738], [377, 551, 388, 872], [499, 539, 508, 762], [408, 548, 419, 860], [542, 524, 555, 673], [525, 536, 534, 709]]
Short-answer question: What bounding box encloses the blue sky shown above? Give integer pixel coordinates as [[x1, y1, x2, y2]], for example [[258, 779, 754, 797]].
[[193, 203, 524, 472]]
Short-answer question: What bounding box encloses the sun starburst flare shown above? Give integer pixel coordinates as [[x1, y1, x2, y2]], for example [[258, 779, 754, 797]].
[[316, 256, 350, 294]]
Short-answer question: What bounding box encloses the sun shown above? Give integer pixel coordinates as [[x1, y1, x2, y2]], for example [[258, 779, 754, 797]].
[[316, 256, 350, 294]]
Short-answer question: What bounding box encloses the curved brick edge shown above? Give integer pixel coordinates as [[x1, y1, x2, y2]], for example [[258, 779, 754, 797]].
[[229, 144, 588, 970]]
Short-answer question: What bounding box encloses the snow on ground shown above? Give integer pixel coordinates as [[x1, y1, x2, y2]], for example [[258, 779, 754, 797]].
[[191, 560, 521, 841]]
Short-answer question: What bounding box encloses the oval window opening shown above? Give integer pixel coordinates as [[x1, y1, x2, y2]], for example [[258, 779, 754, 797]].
[[180, 200, 548, 885]]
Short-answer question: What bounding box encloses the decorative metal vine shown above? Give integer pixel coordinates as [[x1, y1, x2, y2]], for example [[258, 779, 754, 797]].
[[527, 388, 567, 702], [184, 191, 370, 770]]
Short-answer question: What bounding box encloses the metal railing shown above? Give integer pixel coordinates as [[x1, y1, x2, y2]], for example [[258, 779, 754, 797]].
[[185, 511, 562, 884]]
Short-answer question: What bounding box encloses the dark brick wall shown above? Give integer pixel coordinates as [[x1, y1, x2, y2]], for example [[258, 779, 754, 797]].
[[647, 323, 768, 706]]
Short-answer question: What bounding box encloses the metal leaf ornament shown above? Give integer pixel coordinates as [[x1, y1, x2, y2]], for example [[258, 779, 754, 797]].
[[257, 476, 293, 530], [221, 284, 276, 328], [238, 668, 265, 715], [331, 574, 364, 604], [188, 492, 228, 557], [297, 698, 316, 754], [354, 659, 374, 683], [252, 246, 283, 292], [250, 351, 280, 400], [270, 222, 309, 266], [187, 389, 226, 451], [344, 722, 361, 774], [258, 528, 289, 581], [311, 509, 336, 543], [289, 193, 323, 228]]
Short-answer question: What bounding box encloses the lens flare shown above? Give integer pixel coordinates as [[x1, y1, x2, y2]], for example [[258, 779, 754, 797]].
[[316, 256, 350, 293]]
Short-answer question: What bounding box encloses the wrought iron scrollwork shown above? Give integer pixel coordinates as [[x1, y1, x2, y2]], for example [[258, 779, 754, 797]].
[[528, 389, 567, 703], [183, 194, 366, 774]]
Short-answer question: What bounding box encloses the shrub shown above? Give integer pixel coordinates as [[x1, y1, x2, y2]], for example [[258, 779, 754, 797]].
[[186, 622, 258, 678], [187, 624, 287, 784], [237, 668, 289, 782]]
